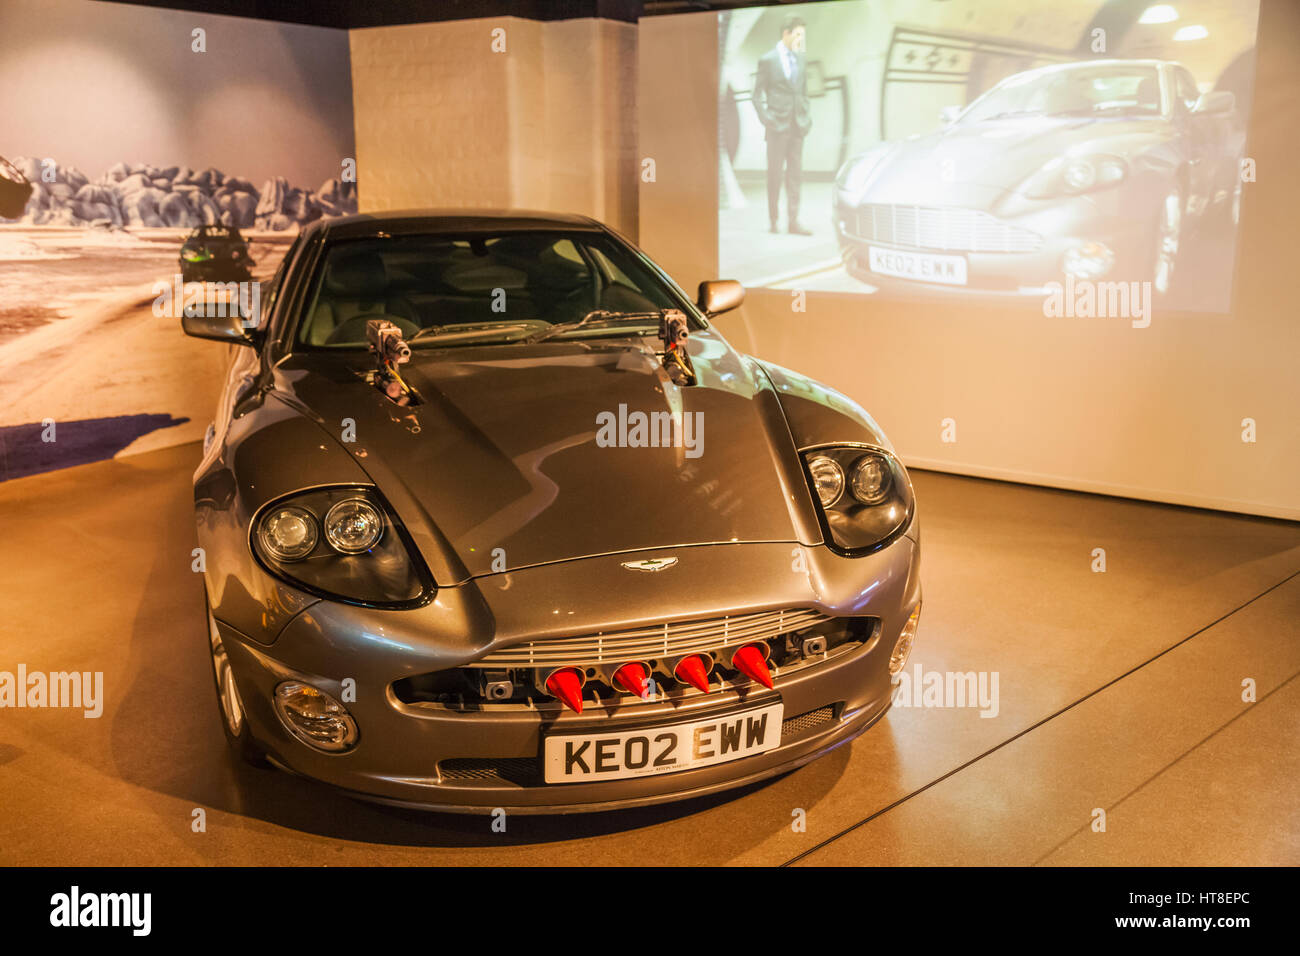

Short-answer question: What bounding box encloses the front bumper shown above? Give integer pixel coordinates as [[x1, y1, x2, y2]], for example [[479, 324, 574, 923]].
[[212, 537, 920, 813], [831, 188, 1156, 297]]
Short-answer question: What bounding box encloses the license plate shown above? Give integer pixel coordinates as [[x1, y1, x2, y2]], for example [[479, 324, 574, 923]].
[[868, 245, 968, 285], [543, 702, 784, 783]]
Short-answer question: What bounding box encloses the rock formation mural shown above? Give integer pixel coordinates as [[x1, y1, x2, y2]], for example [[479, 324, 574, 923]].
[[7, 158, 357, 230]]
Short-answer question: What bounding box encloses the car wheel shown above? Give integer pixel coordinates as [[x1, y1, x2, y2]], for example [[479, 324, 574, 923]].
[[205, 597, 270, 768], [1215, 172, 1243, 230], [1151, 184, 1183, 296]]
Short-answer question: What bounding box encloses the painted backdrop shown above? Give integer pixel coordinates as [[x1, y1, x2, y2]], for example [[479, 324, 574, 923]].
[[0, 0, 357, 480]]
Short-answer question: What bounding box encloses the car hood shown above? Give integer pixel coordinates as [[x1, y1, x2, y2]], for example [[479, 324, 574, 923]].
[[849, 115, 1171, 210], [271, 330, 812, 581]]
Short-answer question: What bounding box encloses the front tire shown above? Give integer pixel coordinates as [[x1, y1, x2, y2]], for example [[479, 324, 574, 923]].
[[206, 597, 270, 768]]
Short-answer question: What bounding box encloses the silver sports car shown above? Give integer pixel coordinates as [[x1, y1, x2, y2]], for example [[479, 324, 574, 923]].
[[183, 210, 921, 813], [833, 59, 1242, 297]]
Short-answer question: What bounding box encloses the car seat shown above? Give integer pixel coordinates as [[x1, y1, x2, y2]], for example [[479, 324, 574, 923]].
[[310, 249, 419, 345]]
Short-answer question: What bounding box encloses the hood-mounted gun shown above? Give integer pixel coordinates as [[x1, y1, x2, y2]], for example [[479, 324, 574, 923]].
[[658, 309, 697, 387], [366, 319, 420, 406]]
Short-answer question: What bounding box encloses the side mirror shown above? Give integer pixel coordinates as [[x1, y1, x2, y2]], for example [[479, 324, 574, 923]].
[[1194, 90, 1234, 115], [697, 279, 745, 316], [939, 105, 961, 125], [181, 309, 260, 347]]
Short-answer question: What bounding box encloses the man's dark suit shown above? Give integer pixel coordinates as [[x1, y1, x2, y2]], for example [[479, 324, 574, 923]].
[[752, 45, 812, 228]]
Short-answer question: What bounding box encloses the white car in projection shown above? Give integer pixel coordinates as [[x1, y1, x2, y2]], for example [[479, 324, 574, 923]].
[[832, 59, 1244, 297]]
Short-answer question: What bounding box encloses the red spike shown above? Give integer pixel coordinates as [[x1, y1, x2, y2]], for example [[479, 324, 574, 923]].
[[545, 668, 584, 713], [673, 655, 711, 693], [612, 662, 650, 698], [731, 644, 773, 689]]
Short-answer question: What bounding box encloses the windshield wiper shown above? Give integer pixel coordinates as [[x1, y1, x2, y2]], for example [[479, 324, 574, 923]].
[[409, 322, 537, 346], [525, 310, 663, 344]]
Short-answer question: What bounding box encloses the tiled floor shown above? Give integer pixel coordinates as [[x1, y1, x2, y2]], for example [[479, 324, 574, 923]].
[[1, 442, 1296, 865]]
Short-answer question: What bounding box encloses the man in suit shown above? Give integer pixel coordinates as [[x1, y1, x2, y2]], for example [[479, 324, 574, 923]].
[[752, 16, 812, 235]]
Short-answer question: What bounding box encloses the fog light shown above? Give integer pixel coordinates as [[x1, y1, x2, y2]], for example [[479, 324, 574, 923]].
[[890, 604, 921, 677], [1063, 241, 1114, 279], [273, 681, 358, 752]]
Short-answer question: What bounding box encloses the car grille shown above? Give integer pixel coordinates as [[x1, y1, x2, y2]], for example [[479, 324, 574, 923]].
[[466, 607, 831, 669], [781, 705, 836, 737], [849, 203, 1042, 253], [440, 757, 539, 785]]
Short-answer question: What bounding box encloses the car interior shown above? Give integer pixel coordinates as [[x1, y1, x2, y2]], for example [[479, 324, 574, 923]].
[[301, 233, 672, 346]]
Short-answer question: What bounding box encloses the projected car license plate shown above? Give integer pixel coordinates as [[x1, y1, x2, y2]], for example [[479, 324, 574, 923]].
[[868, 245, 968, 285], [543, 702, 784, 782]]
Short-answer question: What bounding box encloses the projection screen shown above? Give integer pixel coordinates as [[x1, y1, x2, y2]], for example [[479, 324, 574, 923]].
[[638, 0, 1299, 520]]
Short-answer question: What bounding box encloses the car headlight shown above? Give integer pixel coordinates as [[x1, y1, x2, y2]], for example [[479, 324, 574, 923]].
[[835, 146, 890, 197], [323, 498, 384, 554], [807, 455, 845, 507], [1022, 154, 1127, 199], [250, 486, 433, 607], [801, 446, 914, 555], [838, 160, 873, 196], [850, 454, 891, 505], [258, 505, 318, 561]]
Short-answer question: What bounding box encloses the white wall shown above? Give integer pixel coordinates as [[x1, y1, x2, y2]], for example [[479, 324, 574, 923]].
[[350, 16, 638, 235]]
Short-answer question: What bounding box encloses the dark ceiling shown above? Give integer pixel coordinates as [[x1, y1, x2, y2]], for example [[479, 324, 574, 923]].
[[99, 0, 795, 28]]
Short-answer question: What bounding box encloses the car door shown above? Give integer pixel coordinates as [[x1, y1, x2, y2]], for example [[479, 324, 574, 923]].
[[1172, 66, 1214, 214]]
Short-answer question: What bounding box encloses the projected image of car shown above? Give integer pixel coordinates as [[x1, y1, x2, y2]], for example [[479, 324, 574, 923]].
[[832, 59, 1242, 297], [179, 224, 255, 283], [183, 210, 921, 813]]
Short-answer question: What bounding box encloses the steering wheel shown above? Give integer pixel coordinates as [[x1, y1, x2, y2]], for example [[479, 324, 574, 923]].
[[325, 312, 420, 346]]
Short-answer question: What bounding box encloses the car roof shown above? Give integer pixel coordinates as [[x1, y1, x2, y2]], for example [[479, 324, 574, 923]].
[[303, 208, 606, 241]]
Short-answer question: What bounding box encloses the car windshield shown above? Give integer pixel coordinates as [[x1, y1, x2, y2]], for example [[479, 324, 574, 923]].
[[959, 66, 1162, 123], [297, 231, 695, 348]]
